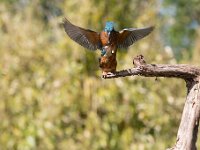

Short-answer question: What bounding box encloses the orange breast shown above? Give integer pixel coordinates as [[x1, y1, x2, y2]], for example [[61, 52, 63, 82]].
[[100, 32, 109, 46], [99, 54, 117, 73]]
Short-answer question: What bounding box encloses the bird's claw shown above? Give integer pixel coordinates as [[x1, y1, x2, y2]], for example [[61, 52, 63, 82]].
[[102, 74, 107, 79], [102, 72, 115, 79]]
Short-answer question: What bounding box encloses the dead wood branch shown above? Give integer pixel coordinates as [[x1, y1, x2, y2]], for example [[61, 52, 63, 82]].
[[104, 55, 200, 150]]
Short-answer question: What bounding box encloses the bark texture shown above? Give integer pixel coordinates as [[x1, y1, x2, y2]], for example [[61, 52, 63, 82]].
[[104, 55, 200, 150], [171, 80, 200, 150], [104, 55, 200, 80]]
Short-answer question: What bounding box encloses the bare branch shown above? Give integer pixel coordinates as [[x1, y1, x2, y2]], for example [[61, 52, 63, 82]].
[[103, 55, 200, 80], [103, 55, 200, 150], [168, 80, 200, 150]]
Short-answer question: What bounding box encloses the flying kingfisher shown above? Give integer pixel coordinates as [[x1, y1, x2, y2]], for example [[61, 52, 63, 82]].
[[63, 18, 154, 77]]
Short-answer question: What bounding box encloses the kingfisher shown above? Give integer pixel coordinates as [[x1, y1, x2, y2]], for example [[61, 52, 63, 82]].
[[63, 18, 154, 77]]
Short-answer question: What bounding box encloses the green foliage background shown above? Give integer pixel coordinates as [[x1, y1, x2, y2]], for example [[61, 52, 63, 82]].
[[0, 0, 199, 149]]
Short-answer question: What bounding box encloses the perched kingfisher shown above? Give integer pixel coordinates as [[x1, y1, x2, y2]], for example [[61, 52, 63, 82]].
[[63, 18, 154, 77]]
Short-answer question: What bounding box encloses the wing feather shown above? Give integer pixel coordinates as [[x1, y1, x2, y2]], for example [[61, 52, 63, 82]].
[[63, 18, 101, 50], [117, 26, 154, 49]]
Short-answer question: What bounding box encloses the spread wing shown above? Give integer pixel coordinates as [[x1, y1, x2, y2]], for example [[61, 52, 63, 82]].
[[63, 18, 101, 50], [117, 26, 154, 49]]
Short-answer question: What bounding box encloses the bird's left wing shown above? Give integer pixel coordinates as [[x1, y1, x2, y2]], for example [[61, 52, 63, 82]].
[[117, 26, 154, 49], [63, 18, 101, 50]]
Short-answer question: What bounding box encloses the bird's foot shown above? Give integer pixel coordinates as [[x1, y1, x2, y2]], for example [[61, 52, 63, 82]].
[[102, 72, 115, 79]]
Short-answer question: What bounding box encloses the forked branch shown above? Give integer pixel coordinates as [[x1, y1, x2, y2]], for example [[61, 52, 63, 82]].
[[104, 55, 200, 150]]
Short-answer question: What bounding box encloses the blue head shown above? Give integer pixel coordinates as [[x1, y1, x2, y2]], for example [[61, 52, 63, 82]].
[[104, 21, 114, 32]]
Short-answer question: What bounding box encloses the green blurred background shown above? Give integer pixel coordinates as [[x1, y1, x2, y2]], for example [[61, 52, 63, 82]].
[[0, 0, 200, 149]]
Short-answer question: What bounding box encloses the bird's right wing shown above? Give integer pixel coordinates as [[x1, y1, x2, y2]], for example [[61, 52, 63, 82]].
[[117, 26, 154, 49], [63, 18, 101, 50]]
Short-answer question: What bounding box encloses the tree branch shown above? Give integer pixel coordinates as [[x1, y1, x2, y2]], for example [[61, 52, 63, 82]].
[[103, 55, 200, 80], [171, 80, 200, 150], [104, 55, 200, 150]]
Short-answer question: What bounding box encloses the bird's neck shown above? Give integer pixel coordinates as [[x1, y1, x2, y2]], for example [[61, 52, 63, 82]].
[[104, 29, 114, 34], [105, 30, 114, 36], [107, 31, 111, 36]]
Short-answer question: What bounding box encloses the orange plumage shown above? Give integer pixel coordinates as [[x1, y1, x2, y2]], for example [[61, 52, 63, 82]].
[[99, 31, 117, 76], [63, 18, 154, 77]]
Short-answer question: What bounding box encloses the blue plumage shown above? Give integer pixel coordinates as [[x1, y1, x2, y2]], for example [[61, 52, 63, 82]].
[[101, 48, 106, 56], [63, 18, 154, 77], [104, 21, 114, 32]]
